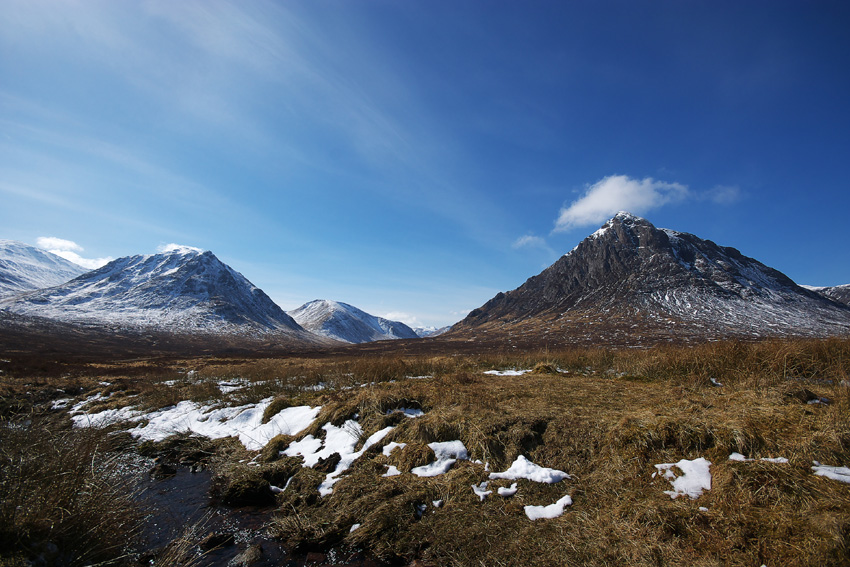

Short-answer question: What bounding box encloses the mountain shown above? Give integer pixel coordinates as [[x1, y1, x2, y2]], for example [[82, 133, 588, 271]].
[[805, 284, 850, 307], [289, 299, 419, 343], [452, 212, 850, 344], [413, 325, 453, 338], [0, 240, 88, 297], [0, 245, 323, 343]]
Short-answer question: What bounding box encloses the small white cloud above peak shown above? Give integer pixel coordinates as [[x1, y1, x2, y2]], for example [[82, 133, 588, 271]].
[[553, 175, 688, 232], [157, 243, 204, 255], [35, 236, 113, 269], [36, 237, 83, 253]]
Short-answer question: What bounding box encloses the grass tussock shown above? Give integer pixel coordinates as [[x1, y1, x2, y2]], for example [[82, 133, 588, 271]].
[[0, 418, 142, 566]]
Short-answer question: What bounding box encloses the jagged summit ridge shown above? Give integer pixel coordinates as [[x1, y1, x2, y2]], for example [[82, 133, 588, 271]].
[[289, 299, 419, 343], [0, 247, 310, 337], [456, 213, 850, 340], [0, 240, 88, 297]]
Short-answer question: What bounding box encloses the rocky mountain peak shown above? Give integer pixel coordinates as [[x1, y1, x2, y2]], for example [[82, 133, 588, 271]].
[[455, 213, 850, 342]]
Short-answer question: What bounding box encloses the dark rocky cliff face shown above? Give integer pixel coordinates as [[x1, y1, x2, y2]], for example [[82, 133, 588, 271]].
[[456, 213, 850, 341]]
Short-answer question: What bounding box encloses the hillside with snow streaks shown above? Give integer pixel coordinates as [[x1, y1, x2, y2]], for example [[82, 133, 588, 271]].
[[289, 299, 419, 343], [454, 212, 850, 340], [0, 246, 317, 339], [0, 240, 87, 297], [806, 284, 850, 307]]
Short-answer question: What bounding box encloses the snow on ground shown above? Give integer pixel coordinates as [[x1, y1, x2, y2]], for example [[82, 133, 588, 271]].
[[383, 442, 407, 456], [388, 408, 424, 418], [812, 462, 850, 483], [283, 418, 395, 496], [383, 465, 402, 477], [524, 495, 573, 520], [489, 455, 570, 483], [72, 397, 320, 451], [729, 453, 789, 464], [483, 369, 531, 376], [497, 483, 518, 497], [654, 458, 712, 499], [411, 441, 469, 477], [472, 482, 492, 501]]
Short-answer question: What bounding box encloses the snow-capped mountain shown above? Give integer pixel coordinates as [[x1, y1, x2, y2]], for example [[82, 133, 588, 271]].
[[452, 212, 850, 342], [288, 300, 419, 343], [805, 284, 850, 307], [0, 245, 320, 341], [0, 240, 88, 297], [413, 325, 452, 338]]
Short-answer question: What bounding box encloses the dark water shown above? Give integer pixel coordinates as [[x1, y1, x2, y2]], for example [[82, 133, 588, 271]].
[[137, 465, 289, 566], [136, 464, 388, 567]]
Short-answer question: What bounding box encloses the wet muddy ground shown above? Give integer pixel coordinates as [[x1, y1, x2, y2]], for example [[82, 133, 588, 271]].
[[135, 463, 390, 567]]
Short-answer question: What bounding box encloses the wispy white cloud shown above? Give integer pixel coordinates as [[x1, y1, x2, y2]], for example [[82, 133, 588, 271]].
[[512, 235, 547, 249], [553, 175, 689, 232], [382, 311, 420, 327], [36, 237, 113, 269], [703, 184, 742, 204]]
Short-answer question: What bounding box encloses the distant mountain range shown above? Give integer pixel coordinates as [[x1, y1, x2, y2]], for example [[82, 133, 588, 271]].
[[451, 212, 850, 344], [288, 299, 419, 343], [0, 243, 324, 345], [2, 219, 849, 355], [0, 240, 87, 297]]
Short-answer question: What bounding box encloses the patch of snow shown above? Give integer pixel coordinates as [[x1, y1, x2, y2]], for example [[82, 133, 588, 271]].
[[388, 408, 424, 418], [411, 441, 469, 477], [350, 524, 361, 533], [489, 455, 570, 483], [472, 482, 492, 501], [51, 398, 72, 410], [383, 465, 402, 477], [729, 453, 789, 464], [382, 442, 407, 456], [812, 462, 850, 484], [130, 401, 320, 451], [284, 419, 394, 496], [524, 495, 573, 520], [761, 457, 789, 464], [72, 405, 142, 428], [483, 369, 531, 376], [498, 483, 518, 497], [432, 500, 443, 508], [655, 458, 712, 499]]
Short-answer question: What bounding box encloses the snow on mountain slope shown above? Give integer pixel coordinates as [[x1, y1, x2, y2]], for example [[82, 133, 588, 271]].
[[413, 325, 453, 338], [454, 212, 850, 340], [0, 246, 315, 339], [289, 300, 419, 343], [0, 240, 88, 297], [804, 284, 850, 307]]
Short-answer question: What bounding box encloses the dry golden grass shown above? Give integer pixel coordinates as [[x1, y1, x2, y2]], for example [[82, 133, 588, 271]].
[[2, 338, 849, 566]]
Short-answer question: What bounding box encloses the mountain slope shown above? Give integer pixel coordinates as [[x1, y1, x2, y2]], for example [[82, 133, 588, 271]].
[[413, 325, 452, 338], [289, 299, 419, 343], [0, 246, 321, 341], [0, 240, 88, 297], [806, 284, 850, 307], [452, 212, 850, 343]]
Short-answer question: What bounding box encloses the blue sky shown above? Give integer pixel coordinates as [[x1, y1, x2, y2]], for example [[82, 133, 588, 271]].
[[2, 1, 849, 328]]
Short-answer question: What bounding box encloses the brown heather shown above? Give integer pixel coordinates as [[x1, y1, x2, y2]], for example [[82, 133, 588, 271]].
[[0, 338, 848, 565]]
